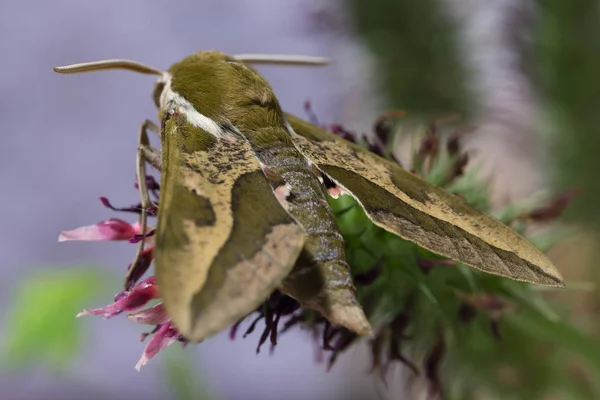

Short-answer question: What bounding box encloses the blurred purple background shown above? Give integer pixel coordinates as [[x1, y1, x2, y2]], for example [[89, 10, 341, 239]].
[[0, 1, 379, 399]]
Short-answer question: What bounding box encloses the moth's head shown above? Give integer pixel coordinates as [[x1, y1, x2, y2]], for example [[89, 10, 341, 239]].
[[54, 51, 329, 126], [154, 50, 274, 124]]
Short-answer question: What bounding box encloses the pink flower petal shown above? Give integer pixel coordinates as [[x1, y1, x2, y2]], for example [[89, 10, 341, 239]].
[[135, 322, 180, 371], [59, 218, 143, 242], [127, 303, 169, 325], [76, 276, 159, 319]]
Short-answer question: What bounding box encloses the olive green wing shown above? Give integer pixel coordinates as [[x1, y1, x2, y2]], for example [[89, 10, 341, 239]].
[[155, 116, 305, 342], [285, 113, 564, 287]]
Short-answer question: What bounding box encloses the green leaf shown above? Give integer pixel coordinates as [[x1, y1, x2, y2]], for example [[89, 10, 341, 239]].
[[2, 266, 111, 372]]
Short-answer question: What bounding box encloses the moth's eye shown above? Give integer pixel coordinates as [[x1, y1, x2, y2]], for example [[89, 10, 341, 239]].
[[152, 81, 165, 108]]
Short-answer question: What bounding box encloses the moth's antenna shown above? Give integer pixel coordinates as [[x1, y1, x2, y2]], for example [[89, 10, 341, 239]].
[[232, 54, 330, 66], [53, 59, 164, 75]]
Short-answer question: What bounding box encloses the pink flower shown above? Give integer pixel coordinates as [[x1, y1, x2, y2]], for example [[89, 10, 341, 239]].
[[127, 303, 169, 325], [60, 195, 190, 370], [76, 276, 159, 319], [59, 218, 143, 242], [75, 273, 187, 369], [135, 321, 183, 371]]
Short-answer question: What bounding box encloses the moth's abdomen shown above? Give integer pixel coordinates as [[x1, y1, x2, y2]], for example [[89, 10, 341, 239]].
[[255, 138, 372, 336]]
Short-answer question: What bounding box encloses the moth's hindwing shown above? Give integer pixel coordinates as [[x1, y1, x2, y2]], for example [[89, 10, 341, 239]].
[[285, 113, 564, 287], [155, 115, 305, 342]]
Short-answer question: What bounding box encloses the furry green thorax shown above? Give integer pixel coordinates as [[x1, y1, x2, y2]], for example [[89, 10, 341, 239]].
[[158, 51, 286, 130]]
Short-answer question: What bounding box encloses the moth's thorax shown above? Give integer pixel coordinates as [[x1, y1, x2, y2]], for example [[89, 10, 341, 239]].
[[153, 51, 286, 138]]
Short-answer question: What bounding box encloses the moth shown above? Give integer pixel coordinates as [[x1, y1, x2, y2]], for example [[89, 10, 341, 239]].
[[54, 51, 564, 342]]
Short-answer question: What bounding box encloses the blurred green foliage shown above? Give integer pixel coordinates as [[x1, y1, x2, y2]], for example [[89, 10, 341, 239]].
[[2, 268, 109, 372], [534, 1, 600, 231], [2, 268, 215, 399], [345, 0, 472, 119]]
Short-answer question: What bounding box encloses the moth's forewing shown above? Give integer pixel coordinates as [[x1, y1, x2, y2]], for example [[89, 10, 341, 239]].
[[155, 115, 305, 342], [285, 113, 564, 287]]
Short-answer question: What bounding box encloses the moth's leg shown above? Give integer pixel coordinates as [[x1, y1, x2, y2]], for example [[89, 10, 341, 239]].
[[140, 119, 162, 170], [124, 120, 159, 288], [140, 144, 162, 170], [144, 118, 160, 138]]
